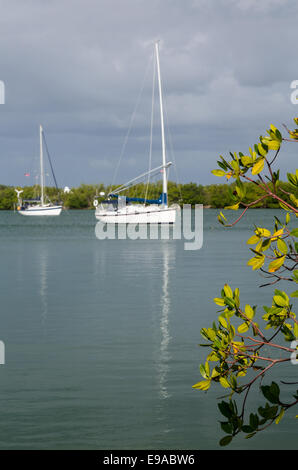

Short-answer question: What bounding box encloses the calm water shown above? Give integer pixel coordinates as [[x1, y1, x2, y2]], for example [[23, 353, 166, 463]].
[[0, 209, 296, 450]]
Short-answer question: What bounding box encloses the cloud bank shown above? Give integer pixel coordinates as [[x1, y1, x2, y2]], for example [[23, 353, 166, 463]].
[[0, 0, 297, 187]]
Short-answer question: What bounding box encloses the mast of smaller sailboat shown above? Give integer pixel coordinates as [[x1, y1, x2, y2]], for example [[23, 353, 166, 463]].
[[155, 41, 167, 207], [40, 125, 44, 206]]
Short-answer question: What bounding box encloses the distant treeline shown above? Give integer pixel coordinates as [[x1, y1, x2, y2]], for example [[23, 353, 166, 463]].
[[0, 181, 296, 210]]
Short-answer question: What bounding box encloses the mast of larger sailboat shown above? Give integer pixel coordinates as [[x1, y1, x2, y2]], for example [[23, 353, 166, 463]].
[[40, 125, 44, 206], [155, 41, 167, 207]]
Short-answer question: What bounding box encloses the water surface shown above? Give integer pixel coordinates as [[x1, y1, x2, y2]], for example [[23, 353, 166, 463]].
[[0, 209, 296, 449]]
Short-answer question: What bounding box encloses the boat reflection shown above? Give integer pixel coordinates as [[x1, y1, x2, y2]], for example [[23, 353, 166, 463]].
[[157, 242, 175, 400], [39, 245, 48, 330]]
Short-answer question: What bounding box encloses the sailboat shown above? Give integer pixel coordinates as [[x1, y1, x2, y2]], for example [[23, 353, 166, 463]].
[[94, 42, 177, 224], [16, 125, 62, 216]]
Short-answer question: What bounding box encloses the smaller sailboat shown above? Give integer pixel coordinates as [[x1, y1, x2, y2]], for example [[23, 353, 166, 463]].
[[16, 125, 62, 216]]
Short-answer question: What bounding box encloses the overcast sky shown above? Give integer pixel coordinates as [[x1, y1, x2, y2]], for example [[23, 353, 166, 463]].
[[0, 0, 297, 188]]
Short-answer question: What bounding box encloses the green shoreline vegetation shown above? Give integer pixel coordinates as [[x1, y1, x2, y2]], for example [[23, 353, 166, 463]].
[[0, 180, 296, 210]]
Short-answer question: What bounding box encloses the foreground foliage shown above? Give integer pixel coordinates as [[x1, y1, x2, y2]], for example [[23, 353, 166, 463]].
[[193, 118, 298, 446]]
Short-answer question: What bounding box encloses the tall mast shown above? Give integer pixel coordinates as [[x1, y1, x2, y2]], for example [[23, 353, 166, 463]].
[[155, 41, 167, 206], [40, 125, 44, 206]]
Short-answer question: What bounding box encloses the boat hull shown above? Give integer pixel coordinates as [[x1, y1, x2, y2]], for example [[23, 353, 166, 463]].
[[18, 205, 62, 216], [95, 207, 176, 224]]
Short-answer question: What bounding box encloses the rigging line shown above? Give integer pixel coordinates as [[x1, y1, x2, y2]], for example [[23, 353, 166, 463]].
[[163, 85, 183, 202], [30, 148, 40, 199], [42, 131, 59, 191], [110, 162, 172, 195], [145, 53, 156, 204], [108, 50, 154, 195]]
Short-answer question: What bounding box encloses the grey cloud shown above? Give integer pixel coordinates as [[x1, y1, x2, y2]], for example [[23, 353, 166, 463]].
[[0, 0, 297, 187]]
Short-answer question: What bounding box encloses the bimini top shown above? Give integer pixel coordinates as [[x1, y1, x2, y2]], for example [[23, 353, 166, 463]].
[[23, 198, 41, 203], [109, 193, 167, 205]]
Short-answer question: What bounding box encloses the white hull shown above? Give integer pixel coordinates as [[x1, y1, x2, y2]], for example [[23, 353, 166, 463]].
[[95, 206, 176, 224], [18, 205, 62, 216]]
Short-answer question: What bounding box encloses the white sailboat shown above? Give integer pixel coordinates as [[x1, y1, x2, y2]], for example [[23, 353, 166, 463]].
[[94, 42, 177, 224], [16, 125, 62, 216]]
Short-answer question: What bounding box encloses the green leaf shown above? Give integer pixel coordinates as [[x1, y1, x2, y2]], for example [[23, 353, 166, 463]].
[[201, 327, 217, 341], [217, 160, 228, 171], [218, 316, 228, 329], [219, 377, 230, 388], [212, 169, 226, 177], [257, 144, 268, 157], [268, 256, 286, 273], [234, 288, 240, 308], [214, 297, 225, 306], [242, 425, 254, 433], [218, 401, 233, 418], [192, 379, 211, 391], [252, 158, 265, 175], [244, 304, 255, 320], [223, 296, 235, 309], [238, 322, 249, 333], [277, 239, 288, 254], [230, 374, 237, 390], [275, 407, 285, 424], [224, 203, 240, 210], [245, 432, 257, 439], [261, 383, 280, 404], [274, 128, 283, 142], [260, 238, 271, 252], [279, 201, 290, 211], [247, 235, 260, 245], [255, 227, 271, 237], [241, 155, 253, 166], [274, 289, 289, 301], [249, 413, 259, 430], [220, 422, 233, 434], [290, 290, 298, 298], [258, 403, 279, 419], [247, 255, 265, 271], [219, 435, 233, 447], [199, 363, 207, 379], [223, 284, 233, 299], [273, 295, 289, 307]]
